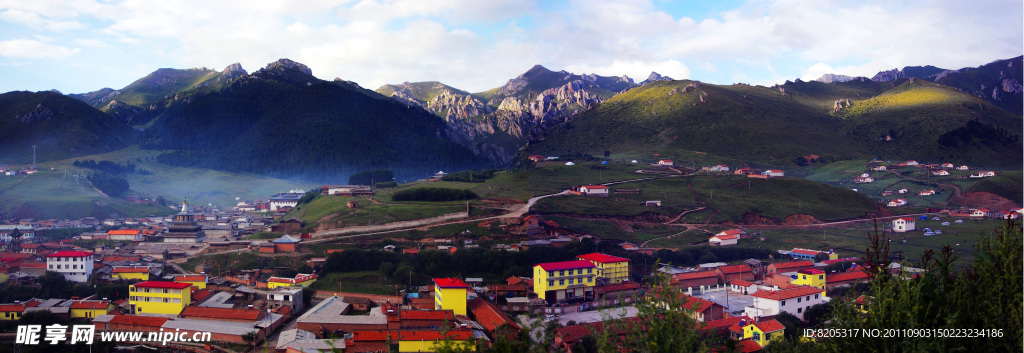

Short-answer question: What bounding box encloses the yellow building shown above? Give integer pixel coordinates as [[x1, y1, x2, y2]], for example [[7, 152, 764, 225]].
[[791, 269, 826, 290], [174, 274, 208, 290], [267, 273, 318, 289], [741, 319, 786, 347], [533, 260, 596, 303], [112, 266, 150, 281], [70, 300, 114, 319], [397, 330, 476, 352], [854, 295, 871, 313], [433, 278, 469, 316], [577, 253, 630, 284], [129, 281, 192, 315], [0, 304, 23, 320]]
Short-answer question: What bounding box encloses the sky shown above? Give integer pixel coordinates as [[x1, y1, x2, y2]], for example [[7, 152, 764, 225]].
[[0, 0, 1021, 94]]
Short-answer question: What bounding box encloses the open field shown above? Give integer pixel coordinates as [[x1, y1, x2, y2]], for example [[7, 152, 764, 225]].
[[0, 168, 173, 219], [746, 218, 1008, 265]]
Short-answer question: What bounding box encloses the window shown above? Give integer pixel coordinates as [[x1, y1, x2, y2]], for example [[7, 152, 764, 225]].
[[766, 333, 772, 341], [797, 298, 802, 303], [548, 271, 553, 277], [781, 300, 786, 306], [806, 296, 810, 300], [568, 279, 574, 284], [588, 268, 593, 274], [588, 278, 592, 283], [798, 308, 802, 313], [815, 294, 819, 299], [559, 279, 565, 285], [819, 275, 823, 280], [802, 275, 806, 280], [560, 270, 564, 276], [753, 332, 761, 341], [548, 281, 553, 286]]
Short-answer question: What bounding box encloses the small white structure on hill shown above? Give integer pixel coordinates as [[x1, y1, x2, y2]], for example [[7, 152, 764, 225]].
[[892, 218, 916, 232]]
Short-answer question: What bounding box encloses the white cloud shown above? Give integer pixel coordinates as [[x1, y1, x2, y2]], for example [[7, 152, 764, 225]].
[[0, 9, 84, 31], [0, 39, 78, 59], [565, 59, 691, 82]]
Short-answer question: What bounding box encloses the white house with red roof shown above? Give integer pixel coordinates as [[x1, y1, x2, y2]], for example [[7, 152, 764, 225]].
[[745, 285, 827, 319], [711, 165, 730, 172], [970, 171, 996, 178], [904, 160, 919, 166], [709, 233, 739, 246], [871, 165, 888, 171], [887, 199, 907, 207], [919, 189, 936, 196], [762, 170, 784, 177], [892, 218, 916, 232], [940, 163, 954, 169], [931, 170, 949, 176], [578, 185, 609, 197], [45, 250, 94, 282], [657, 160, 674, 166], [956, 165, 969, 170], [970, 209, 990, 218]]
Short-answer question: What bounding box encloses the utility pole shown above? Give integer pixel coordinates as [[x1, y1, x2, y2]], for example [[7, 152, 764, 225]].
[[31, 145, 36, 169]]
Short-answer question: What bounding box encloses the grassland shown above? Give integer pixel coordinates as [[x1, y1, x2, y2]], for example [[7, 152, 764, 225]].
[[284, 195, 468, 230], [0, 169, 173, 219], [748, 218, 1008, 265]]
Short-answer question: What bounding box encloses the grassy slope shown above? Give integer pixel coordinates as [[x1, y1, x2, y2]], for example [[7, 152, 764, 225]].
[[283, 195, 467, 230], [0, 169, 174, 219], [966, 171, 1023, 203], [525, 80, 868, 163], [836, 80, 1022, 166], [102, 69, 222, 108]]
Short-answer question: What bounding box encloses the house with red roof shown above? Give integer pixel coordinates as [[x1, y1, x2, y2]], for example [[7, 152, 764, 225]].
[[578, 185, 609, 197], [533, 260, 597, 303], [467, 298, 520, 342], [709, 233, 739, 246], [766, 261, 814, 278], [892, 217, 916, 232], [745, 285, 827, 319], [825, 270, 871, 290], [657, 159, 674, 166], [577, 253, 630, 284], [680, 295, 726, 322], [762, 170, 784, 177], [672, 270, 720, 290], [45, 250, 94, 283], [179, 306, 267, 322], [715, 264, 754, 283]]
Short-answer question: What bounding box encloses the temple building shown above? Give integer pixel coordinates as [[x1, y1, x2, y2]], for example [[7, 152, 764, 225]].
[[163, 199, 205, 243]]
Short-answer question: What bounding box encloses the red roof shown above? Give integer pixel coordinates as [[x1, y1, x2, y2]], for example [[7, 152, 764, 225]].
[[70, 301, 110, 310], [109, 315, 168, 327], [112, 266, 149, 273], [433, 278, 468, 288], [737, 339, 763, 353], [0, 304, 24, 312], [712, 234, 739, 240], [107, 229, 141, 235], [895, 217, 916, 222], [400, 310, 455, 321], [730, 280, 754, 287], [788, 249, 821, 256], [750, 285, 823, 301], [681, 295, 721, 313], [798, 269, 825, 275], [536, 260, 595, 271], [827, 270, 871, 283], [191, 289, 214, 302], [175, 274, 207, 282], [46, 250, 93, 258], [467, 298, 521, 332], [594, 282, 642, 295], [754, 319, 786, 333], [699, 316, 751, 331], [180, 306, 265, 321], [767, 170, 783, 173], [133, 281, 191, 289], [674, 270, 718, 280], [19, 261, 45, 268], [769, 261, 814, 270], [716, 264, 751, 274], [351, 330, 392, 342], [581, 185, 608, 189], [577, 253, 629, 264]]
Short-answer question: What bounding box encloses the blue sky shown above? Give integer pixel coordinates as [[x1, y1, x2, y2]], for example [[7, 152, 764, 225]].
[[0, 0, 1021, 94]]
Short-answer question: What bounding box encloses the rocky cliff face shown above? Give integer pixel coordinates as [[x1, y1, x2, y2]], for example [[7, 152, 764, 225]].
[[815, 73, 856, 83], [379, 66, 645, 164]]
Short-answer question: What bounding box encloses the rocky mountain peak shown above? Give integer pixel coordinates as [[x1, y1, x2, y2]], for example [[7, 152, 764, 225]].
[[261, 59, 313, 76], [815, 73, 856, 83], [222, 63, 247, 77], [641, 72, 673, 85]]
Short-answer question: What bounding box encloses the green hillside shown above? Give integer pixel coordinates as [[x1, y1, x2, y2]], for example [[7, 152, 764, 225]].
[[836, 80, 1022, 167], [0, 91, 136, 164], [525, 80, 868, 163], [140, 60, 491, 182], [0, 169, 174, 220]]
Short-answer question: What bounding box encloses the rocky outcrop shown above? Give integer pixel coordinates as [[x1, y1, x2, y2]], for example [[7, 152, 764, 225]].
[[833, 98, 851, 113], [641, 72, 673, 85], [16, 103, 54, 123], [102, 100, 142, 124]]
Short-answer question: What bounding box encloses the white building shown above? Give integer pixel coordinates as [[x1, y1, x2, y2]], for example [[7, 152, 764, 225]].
[[45, 251, 94, 283], [579, 185, 609, 197], [919, 190, 936, 196], [0, 225, 34, 242], [905, 160, 919, 166], [931, 170, 949, 176], [887, 199, 907, 207], [956, 165, 969, 170], [762, 170, 785, 177], [745, 285, 827, 320], [709, 234, 739, 246], [892, 218, 916, 232], [969, 171, 995, 178], [711, 165, 730, 172], [657, 160, 674, 166], [269, 191, 304, 211]]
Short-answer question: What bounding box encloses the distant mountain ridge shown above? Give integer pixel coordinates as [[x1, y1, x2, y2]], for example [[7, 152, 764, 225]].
[[815, 73, 857, 83], [376, 65, 670, 163]]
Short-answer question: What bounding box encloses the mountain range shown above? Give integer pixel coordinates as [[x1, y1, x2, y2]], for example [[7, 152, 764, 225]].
[[0, 56, 1019, 182]]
